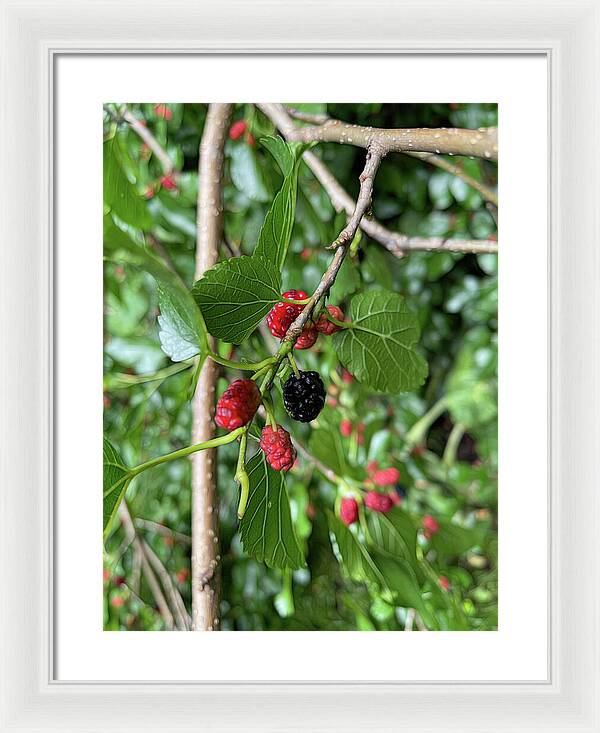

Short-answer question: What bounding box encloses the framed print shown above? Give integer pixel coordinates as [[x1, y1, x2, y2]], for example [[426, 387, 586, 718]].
[[1, 1, 599, 731]]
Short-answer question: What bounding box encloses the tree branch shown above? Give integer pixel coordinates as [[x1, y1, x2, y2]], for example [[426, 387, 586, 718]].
[[257, 103, 497, 256], [280, 106, 498, 160], [191, 103, 232, 632], [121, 106, 174, 174], [284, 147, 382, 341]]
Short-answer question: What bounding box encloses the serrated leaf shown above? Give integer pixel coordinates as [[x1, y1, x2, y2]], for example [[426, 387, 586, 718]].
[[192, 255, 281, 344], [253, 137, 310, 270], [103, 437, 132, 538], [104, 219, 208, 361], [333, 289, 428, 393], [239, 453, 305, 570], [103, 136, 151, 229]]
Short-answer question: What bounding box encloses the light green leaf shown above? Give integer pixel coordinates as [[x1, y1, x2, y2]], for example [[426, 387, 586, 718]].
[[105, 219, 208, 361], [192, 255, 281, 344], [333, 289, 428, 393], [253, 137, 310, 270], [446, 327, 497, 428], [103, 136, 151, 229], [229, 143, 271, 202], [103, 438, 132, 538], [239, 453, 305, 570], [328, 513, 424, 611]]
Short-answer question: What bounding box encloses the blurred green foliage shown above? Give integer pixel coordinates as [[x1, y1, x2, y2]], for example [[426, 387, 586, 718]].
[[103, 103, 497, 631]]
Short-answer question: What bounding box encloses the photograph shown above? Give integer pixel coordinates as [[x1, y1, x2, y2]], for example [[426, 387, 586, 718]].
[[103, 101, 498, 632]]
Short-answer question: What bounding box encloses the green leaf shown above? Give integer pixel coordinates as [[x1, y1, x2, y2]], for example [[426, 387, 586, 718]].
[[239, 453, 305, 570], [308, 426, 364, 482], [103, 438, 132, 538], [327, 513, 424, 610], [253, 137, 310, 270], [103, 136, 151, 229], [446, 327, 497, 427], [229, 143, 271, 203], [333, 289, 428, 393], [192, 255, 281, 344], [260, 136, 295, 176], [104, 219, 208, 361], [429, 518, 481, 558], [367, 508, 419, 565]]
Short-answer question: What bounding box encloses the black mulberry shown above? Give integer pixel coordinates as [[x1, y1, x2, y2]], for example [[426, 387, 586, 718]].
[[283, 371, 326, 423]]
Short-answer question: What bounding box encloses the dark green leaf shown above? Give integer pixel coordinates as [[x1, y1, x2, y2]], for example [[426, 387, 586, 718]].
[[192, 255, 281, 343], [253, 137, 310, 270], [239, 453, 305, 570], [103, 437, 132, 538], [103, 136, 151, 229], [333, 289, 428, 393]]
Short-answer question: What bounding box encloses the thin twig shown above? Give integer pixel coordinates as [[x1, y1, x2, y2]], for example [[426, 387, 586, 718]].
[[403, 151, 498, 207], [121, 106, 174, 174], [134, 517, 191, 545], [118, 503, 174, 629], [191, 103, 232, 632], [142, 539, 191, 630], [257, 104, 497, 256]]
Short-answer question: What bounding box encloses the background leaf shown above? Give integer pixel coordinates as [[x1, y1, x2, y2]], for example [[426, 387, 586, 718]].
[[333, 289, 428, 393], [104, 219, 208, 361], [103, 438, 131, 538], [239, 453, 305, 570], [192, 255, 281, 343], [103, 136, 151, 229]]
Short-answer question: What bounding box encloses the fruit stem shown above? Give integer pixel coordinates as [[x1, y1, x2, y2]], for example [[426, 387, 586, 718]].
[[208, 351, 276, 372], [287, 353, 300, 378], [326, 314, 352, 329], [281, 297, 310, 305], [235, 431, 250, 519], [129, 427, 244, 477]]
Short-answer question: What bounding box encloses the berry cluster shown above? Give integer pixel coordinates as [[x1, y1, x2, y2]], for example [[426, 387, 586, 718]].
[[259, 425, 296, 472], [266, 291, 345, 351], [215, 379, 261, 430]]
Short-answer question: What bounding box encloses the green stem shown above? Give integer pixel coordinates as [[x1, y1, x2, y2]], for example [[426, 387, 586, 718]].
[[235, 431, 250, 519], [208, 351, 275, 372], [130, 428, 243, 477], [404, 396, 448, 449], [281, 298, 310, 305], [287, 352, 300, 378], [327, 314, 352, 329], [443, 422, 466, 466]]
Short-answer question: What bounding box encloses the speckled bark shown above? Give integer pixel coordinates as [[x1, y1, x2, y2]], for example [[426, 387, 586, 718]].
[[191, 103, 232, 631]]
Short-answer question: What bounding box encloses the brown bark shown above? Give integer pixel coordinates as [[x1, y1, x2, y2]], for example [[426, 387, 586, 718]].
[[191, 103, 232, 631]]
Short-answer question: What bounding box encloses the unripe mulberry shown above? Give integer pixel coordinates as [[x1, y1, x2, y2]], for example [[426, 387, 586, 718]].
[[315, 305, 344, 335], [215, 379, 261, 430], [294, 325, 318, 350], [266, 289, 308, 338], [364, 491, 394, 513], [229, 120, 247, 140], [372, 467, 401, 487], [259, 425, 296, 472], [340, 497, 359, 526]]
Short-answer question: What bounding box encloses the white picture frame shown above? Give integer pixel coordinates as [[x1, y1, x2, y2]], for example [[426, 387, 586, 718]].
[[1, 1, 598, 730]]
